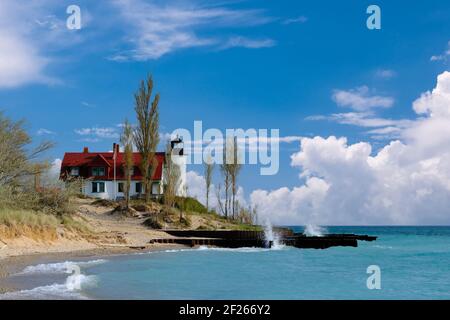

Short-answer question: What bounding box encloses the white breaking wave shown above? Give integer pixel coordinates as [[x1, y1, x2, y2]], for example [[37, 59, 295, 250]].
[[0, 272, 97, 300], [0, 283, 85, 300], [0, 259, 105, 300], [17, 259, 107, 275]]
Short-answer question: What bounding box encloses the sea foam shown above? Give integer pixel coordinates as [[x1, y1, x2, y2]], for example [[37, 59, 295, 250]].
[[17, 259, 107, 275], [0, 259, 104, 300], [0, 272, 97, 300]]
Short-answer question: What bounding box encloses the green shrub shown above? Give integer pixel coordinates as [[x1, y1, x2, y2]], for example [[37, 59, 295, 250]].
[[0, 179, 81, 216], [91, 199, 117, 207], [143, 216, 163, 229], [179, 215, 191, 228], [60, 215, 91, 234], [33, 188, 73, 215], [175, 197, 208, 214], [131, 203, 151, 212]]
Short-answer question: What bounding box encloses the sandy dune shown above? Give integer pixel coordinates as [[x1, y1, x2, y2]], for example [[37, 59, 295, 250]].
[[0, 198, 173, 260]]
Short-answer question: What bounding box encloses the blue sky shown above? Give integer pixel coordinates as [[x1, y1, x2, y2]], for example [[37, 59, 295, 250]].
[[1, 0, 450, 224]]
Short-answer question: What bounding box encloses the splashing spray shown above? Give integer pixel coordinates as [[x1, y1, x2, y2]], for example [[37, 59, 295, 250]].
[[304, 224, 327, 237], [263, 220, 283, 249]]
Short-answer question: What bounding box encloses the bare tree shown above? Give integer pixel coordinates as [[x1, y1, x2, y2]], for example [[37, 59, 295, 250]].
[[236, 203, 258, 225], [219, 146, 231, 219], [227, 137, 242, 219], [0, 111, 53, 187], [215, 184, 226, 216], [204, 155, 214, 212], [133, 75, 160, 203], [219, 138, 241, 219], [120, 119, 134, 209]]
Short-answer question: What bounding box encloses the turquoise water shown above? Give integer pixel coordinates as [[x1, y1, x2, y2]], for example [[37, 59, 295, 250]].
[[2, 227, 450, 299]]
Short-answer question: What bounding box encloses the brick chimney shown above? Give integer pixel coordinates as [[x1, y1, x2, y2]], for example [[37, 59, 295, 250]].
[[112, 143, 120, 154], [83, 147, 89, 153]]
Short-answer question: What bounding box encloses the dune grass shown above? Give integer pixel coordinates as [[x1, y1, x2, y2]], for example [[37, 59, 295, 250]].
[[0, 208, 91, 240], [60, 215, 91, 234], [0, 208, 59, 240], [0, 208, 59, 229]]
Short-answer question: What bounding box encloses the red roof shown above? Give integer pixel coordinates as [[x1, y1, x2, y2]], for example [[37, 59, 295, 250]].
[[60, 150, 165, 181]]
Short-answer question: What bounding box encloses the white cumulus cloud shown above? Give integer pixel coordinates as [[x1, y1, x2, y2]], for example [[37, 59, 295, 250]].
[[0, 1, 82, 88], [0, 30, 48, 88], [251, 71, 450, 225], [186, 170, 247, 212]]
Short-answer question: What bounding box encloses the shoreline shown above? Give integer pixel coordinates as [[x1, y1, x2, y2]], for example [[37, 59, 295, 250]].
[[0, 197, 262, 297], [0, 243, 188, 295]]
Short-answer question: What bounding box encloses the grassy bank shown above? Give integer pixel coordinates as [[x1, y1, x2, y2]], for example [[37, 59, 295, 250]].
[[0, 188, 260, 244], [125, 196, 262, 231], [0, 208, 90, 241], [0, 183, 91, 241], [0, 208, 58, 240]]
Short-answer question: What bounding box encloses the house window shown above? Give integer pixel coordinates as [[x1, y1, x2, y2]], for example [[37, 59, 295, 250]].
[[118, 182, 124, 193], [92, 182, 105, 193], [151, 182, 160, 195], [92, 167, 105, 176], [70, 167, 79, 176], [135, 182, 142, 194]]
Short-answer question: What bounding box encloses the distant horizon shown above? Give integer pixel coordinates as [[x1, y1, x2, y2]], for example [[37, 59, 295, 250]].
[[279, 225, 450, 227]]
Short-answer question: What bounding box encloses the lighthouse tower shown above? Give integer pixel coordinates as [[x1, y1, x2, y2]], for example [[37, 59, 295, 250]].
[[170, 136, 187, 197]]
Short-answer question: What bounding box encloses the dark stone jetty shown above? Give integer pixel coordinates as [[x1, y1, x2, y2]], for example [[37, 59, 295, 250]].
[[150, 229, 377, 250]]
